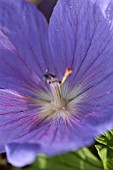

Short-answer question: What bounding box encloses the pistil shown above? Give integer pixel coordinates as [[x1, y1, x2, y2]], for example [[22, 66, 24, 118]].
[[50, 80, 63, 109]]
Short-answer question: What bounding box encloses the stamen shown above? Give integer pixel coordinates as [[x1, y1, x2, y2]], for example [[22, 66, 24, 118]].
[[60, 68, 73, 86], [49, 80, 63, 108], [43, 68, 73, 111]]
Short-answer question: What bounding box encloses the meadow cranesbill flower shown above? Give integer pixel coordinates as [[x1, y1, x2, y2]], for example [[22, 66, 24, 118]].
[[0, 0, 113, 167]]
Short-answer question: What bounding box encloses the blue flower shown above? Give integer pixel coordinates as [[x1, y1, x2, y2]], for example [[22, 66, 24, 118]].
[[0, 0, 113, 167]]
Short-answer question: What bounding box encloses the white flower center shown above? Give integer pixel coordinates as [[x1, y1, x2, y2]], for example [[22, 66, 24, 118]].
[[32, 68, 84, 120]]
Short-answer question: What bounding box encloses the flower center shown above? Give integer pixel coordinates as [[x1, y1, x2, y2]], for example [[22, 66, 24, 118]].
[[33, 68, 83, 121]]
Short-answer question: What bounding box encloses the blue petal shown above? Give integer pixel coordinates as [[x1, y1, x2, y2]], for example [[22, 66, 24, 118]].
[[5, 143, 40, 167], [5, 118, 95, 167], [0, 90, 40, 152], [49, 0, 113, 81], [0, 0, 50, 93], [49, 0, 113, 104], [48, 0, 113, 152], [90, 0, 113, 19]]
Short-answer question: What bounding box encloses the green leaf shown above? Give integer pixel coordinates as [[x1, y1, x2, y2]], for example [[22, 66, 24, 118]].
[[96, 130, 113, 170], [24, 147, 103, 170]]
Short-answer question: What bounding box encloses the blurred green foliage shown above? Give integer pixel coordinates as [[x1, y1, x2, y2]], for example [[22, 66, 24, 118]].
[[96, 130, 113, 170], [0, 147, 103, 170], [23, 148, 103, 170]]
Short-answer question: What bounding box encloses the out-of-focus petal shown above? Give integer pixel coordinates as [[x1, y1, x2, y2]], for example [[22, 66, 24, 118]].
[[5, 143, 40, 167]]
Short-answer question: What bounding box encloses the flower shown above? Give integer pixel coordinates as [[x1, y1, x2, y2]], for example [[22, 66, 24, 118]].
[[0, 0, 113, 167]]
